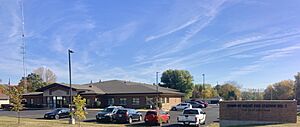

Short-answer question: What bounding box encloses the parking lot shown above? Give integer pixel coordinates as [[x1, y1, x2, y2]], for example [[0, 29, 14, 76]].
[[0, 105, 219, 127]]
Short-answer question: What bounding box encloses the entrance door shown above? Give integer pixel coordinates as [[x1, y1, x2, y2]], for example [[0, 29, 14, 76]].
[[56, 96, 63, 108]]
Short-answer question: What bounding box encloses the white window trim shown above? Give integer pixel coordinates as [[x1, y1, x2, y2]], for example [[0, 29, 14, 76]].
[[119, 98, 127, 105], [132, 98, 140, 105]]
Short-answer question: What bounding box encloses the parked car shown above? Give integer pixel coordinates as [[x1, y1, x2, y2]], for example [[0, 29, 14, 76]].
[[114, 108, 143, 123], [44, 108, 70, 119], [171, 103, 192, 111], [144, 110, 170, 125], [96, 106, 123, 122], [1, 104, 13, 110], [190, 99, 208, 108], [186, 101, 205, 108], [177, 108, 206, 126]]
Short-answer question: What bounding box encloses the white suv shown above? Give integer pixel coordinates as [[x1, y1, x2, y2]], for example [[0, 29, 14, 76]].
[[171, 103, 192, 111]]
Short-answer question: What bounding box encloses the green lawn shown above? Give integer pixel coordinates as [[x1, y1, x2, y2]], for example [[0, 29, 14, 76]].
[[0, 116, 299, 127], [0, 116, 124, 127]]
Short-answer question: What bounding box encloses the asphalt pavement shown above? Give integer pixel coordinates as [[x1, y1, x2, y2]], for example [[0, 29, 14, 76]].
[[0, 105, 219, 127]]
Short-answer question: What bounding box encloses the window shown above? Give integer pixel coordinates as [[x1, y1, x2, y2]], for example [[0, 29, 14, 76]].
[[183, 109, 199, 114], [166, 97, 169, 103], [86, 99, 90, 106], [108, 98, 114, 105], [160, 97, 166, 103], [146, 97, 154, 105], [132, 98, 140, 105], [49, 90, 52, 95], [119, 98, 127, 105], [30, 99, 34, 104], [47, 97, 50, 104]]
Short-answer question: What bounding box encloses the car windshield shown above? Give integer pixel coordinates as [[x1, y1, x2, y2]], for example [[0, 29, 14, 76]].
[[181, 104, 187, 106], [146, 111, 157, 115], [183, 110, 199, 114], [102, 108, 115, 113]]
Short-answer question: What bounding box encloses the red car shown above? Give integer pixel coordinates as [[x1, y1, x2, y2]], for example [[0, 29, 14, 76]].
[[144, 110, 170, 125]]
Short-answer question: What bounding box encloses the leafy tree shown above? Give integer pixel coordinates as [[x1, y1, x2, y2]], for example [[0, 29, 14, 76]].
[[192, 84, 218, 99], [263, 85, 274, 100], [19, 73, 47, 92], [73, 95, 88, 127], [192, 85, 203, 98], [264, 80, 294, 100], [242, 89, 263, 100], [33, 67, 57, 84], [2, 86, 24, 124], [160, 69, 194, 98], [218, 83, 241, 100], [203, 84, 218, 98], [214, 84, 221, 95]]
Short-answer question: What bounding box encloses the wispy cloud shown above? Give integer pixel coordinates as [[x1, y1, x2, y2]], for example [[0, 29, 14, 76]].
[[145, 16, 200, 42], [145, 0, 227, 43], [89, 22, 137, 57], [226, 44, 300, 80]]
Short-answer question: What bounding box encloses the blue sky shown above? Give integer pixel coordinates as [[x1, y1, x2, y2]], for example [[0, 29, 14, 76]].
[[1, 0, 300, 89]]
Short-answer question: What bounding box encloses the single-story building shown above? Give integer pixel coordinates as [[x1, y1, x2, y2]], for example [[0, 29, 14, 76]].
[[0, 93, 9, 108], [23, 80, 184, 110]]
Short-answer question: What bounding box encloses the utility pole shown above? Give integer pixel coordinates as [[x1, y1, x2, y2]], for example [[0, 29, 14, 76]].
[[68, 49, 75, 124]]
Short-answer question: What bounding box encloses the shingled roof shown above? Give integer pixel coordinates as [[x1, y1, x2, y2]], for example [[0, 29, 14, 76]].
[[37, 83, 105, 95], [84, 80, 184, 95], [0, 93, 9, 100], [34, 80, 184, 96]]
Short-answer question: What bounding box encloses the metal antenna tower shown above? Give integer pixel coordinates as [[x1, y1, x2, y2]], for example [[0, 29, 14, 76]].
[[20, 0, 27, 92]]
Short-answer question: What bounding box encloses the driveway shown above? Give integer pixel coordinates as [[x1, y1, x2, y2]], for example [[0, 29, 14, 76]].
[[0, 105, 219, 126]]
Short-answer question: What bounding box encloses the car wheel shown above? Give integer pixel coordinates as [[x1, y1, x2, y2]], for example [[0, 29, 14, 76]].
[[200, 119, 206, 125], [55, 115, 59, 120], [128, 117, 132, 124]]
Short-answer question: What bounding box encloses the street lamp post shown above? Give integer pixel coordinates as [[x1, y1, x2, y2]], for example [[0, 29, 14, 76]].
[[68, 49, 75, 124], [202, 74, 205, 90], [156, 72, 159, 108], [202, 74, 205, 99], [155, 72, 161, 125]]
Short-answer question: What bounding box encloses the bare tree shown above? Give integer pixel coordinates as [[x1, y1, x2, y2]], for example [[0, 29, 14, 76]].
[[33, 67, 57, 83]]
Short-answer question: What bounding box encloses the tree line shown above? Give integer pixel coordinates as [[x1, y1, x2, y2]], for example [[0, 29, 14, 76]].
[[159, 69, 300, 101], [159, 69, 242, 100]]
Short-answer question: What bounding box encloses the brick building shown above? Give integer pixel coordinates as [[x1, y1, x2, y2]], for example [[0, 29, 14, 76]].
[[23, 80, 184, 110]]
